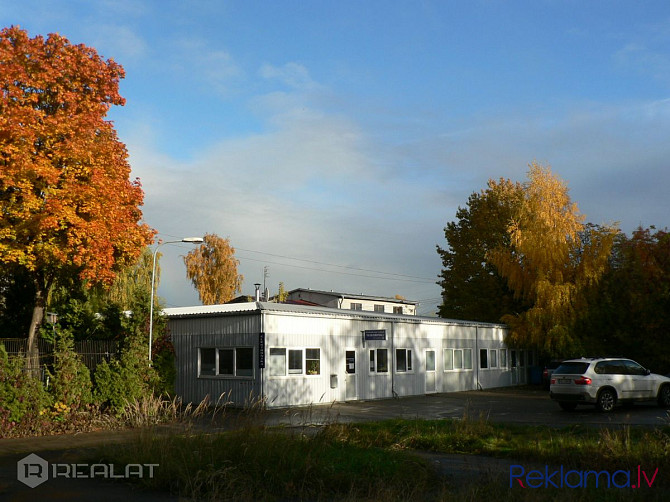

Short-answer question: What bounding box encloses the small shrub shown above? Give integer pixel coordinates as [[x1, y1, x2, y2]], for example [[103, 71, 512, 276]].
[[0, 344, 51, 434], [94, 331, 158, 415], [151, 333, 176, 396], [47, 329, 93, 408]]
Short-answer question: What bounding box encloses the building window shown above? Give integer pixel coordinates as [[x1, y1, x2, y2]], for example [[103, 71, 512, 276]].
[[306, 348, 321, 375], [444, 348, 473, 371], [288, 349, 303, 374], [480, 349, 489, 369], [350, 303, 362, 310], [426, 350, 436, 372], [200, 348, 216, 376], [369, 348, 388, 373], [443, 349, 453, 370], [269, 347, 321, 376], [269, 348, 286, 376], [489, 349, 498, 369], [374, 304, 385, 313], [395, 349, 413, 372], [393, 306, 403, 314], [463, 348, 473, 369], [218, 349, 234, 375], [236, 348, 254, 377], [519, 350, 526, 367], [346, 350, 356, 374], [454, 349, 463, 369], [199, 347, 253, 377], [499, 349, 507, 368]]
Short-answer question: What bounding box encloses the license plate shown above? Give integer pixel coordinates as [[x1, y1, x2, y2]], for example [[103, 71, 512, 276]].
[[559, 378, 571, 384]]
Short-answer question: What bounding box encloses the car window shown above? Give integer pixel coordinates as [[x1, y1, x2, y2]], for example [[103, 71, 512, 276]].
[[554, 362, 589, 375], [594, 362, 609, 374], [623, 360, 646, 375]]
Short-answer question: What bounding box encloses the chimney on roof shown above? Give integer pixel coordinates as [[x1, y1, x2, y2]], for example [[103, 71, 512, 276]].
[[254, 283, 261, 301]]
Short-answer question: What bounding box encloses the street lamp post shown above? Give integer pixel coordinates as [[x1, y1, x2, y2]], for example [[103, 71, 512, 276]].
[[149, 237, 203, 361]]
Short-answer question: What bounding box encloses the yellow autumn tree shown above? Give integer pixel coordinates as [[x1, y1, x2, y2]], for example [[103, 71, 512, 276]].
[[487, 162, 618, 355], [183, 234, 243, 305]]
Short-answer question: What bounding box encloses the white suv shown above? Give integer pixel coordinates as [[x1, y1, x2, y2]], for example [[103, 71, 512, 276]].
[[549, 357, 670, 412]]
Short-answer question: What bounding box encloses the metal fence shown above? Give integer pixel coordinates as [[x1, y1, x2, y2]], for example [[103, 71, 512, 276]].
[[0, 338, 120, 373]]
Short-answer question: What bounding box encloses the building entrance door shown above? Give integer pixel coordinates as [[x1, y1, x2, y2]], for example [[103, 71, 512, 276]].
[[345, 350, 357, 400]]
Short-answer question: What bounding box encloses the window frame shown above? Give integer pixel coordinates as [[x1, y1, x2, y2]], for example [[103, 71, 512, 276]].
[[480, 348, 489, 369], [269, 347, 287, 376], [369, 348, 389, 373], [395, 348, 413, 373], [443, 348, 473, 371], [489, 349, 498, 369], [499, 349, 507, 369], [269, 347, 322, 377], [306, 348, 321, 375], [198, 346, 254, 378]]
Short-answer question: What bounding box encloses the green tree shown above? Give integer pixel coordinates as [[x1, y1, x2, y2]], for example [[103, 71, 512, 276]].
[[437, 178, 527, 322], [487, 162, 618, 356], [47, 329, 93, 408], [578, 227, 670, 373], [183, 234, 243, 305]]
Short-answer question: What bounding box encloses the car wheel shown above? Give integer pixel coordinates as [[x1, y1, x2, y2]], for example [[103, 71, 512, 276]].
[[558, 402, 578, 411], [596, 388, 616, 412], [657, 384, 670, 408]]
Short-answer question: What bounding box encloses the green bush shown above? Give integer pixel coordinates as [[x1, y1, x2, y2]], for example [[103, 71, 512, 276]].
[[47, 329, 93, 408], [94, 331, 158, 415], [151, 333, 176, 396], [0, 344, 51, 432]]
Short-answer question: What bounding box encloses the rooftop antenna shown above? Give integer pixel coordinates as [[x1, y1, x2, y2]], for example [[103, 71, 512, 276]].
[[263, 266, 269, 301]]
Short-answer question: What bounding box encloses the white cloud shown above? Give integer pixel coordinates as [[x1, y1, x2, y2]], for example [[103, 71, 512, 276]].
[[613, 43, 670, 84], [259, 62, 322, 91], [165, 37, 244, 96], [85, 24, 148, 61]]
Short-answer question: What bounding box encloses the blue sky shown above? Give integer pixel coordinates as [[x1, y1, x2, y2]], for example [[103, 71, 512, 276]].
[[3, 1, 670, 315]]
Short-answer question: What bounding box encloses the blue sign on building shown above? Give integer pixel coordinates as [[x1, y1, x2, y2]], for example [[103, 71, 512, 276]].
[[364, 329, 386, 341]]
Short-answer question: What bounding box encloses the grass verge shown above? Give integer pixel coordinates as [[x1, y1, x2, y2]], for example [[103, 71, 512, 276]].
[[94, 414, 670, 501]]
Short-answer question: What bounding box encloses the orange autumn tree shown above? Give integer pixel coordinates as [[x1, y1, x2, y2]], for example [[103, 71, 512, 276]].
[[0, 27, 154, 372], [184, 234, 243, 305]]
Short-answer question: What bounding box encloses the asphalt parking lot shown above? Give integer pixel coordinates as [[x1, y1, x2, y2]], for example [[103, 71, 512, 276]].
[[273, 386, 670, 428]]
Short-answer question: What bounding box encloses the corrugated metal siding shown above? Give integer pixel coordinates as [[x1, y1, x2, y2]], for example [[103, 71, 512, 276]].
[[172, 314, 262, 406]]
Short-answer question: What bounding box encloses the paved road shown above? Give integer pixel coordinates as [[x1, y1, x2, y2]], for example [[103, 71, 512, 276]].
[[271, 387, 670, 428]]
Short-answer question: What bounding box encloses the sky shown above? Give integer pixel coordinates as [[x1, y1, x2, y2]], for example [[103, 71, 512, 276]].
[[3, 1, 670, 315]]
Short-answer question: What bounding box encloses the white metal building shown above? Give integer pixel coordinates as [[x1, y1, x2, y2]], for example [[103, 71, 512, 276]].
[[164, 302, 532, 408], [285, 288, 418, 315]]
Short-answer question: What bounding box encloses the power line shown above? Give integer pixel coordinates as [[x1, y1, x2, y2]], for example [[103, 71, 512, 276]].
[[236, 254, 436, 284], [157, 233, 438, 284], [236, 247, 437, 282]]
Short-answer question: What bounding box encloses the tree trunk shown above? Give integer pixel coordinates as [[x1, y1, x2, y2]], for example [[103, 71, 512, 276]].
[[26, 285, 46, 378]]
